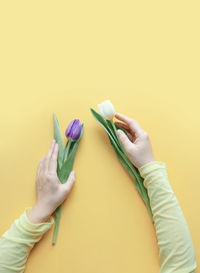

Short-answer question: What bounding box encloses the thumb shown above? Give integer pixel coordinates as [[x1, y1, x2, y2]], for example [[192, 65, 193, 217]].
[[117, 129, 133, 152], [62, 170, 76, 194]]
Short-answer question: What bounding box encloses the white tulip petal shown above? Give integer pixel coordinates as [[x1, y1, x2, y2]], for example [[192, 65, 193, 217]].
[[97, 100, 116, 119]]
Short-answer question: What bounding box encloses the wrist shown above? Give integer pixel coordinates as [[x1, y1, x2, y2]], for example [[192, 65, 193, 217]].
[[138, 160, 157, 173], [27, 202, 53, 224], [138, 158, 156, 169]]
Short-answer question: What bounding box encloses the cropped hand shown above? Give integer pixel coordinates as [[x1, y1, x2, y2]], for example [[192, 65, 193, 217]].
[[27, 139, 75, 224], [115, 113, 155, 169]]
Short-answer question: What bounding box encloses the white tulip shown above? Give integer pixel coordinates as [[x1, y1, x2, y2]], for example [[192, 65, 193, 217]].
[[98, 100, 116, 119]]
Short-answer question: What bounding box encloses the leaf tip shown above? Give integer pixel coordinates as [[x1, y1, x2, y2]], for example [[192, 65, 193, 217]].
[[53, 112, 57, 119]]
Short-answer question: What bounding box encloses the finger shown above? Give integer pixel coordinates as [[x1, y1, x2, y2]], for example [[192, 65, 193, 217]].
[[115, 113, 143, 137], [43, 139, 55, 171], [127, 132, 135, 142], [115, 121, 136, 142], [37, 156, 45, 177], [62, 170, 76, 193], [49, 143, 59, 173], [114, 121, 130, 131], [117, 129, 133, 153], [115, 124, 131, 135]]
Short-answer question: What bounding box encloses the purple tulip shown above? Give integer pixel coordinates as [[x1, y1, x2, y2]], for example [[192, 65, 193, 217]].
[[65, 119, 82, 140]]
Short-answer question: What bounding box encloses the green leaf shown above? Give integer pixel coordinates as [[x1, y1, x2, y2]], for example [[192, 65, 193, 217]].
[[115, 123, 128, 137], [59, 124, 84, 183], [63, 139, 72, 163], [107, 134, 143, 195], [107, 120, 132, 159], [90, 109, 130, 161], [106, 120, 127, 153], [108, 130, 153, 219], [52, 123, 84, 244], [53, 113, 64, 171], [90, 109, 137, 178], [90, 109, 127, 152], [106, 120, 146, 193], [63, 139, 76, 161], [68, 140, 76, 154], [52, 205, 62, 244], [90, 108, 118, 145], [108, 134, 153, 219], [106, 120, 142, 181], [90, 109, 153, 221], [90, 108, 108, 130]]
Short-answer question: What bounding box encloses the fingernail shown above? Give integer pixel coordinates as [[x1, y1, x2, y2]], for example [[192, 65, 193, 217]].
[[117, 129, 122, 135]]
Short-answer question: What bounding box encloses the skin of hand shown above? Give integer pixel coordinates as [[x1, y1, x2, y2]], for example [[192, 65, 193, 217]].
[[115, 113, 155, 169], [27, 139, 75, 224]]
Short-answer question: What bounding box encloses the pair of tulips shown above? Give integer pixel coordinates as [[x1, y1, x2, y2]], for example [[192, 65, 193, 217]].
[[52, 100, 152, 244]]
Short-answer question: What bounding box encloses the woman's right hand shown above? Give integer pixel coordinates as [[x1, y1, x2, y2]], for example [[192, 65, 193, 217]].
[[27, 139, 75, 224], [115, 113, 155, 169]]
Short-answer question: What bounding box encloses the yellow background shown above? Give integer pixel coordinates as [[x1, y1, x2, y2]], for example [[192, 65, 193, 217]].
[[0, 1, 199, 272]]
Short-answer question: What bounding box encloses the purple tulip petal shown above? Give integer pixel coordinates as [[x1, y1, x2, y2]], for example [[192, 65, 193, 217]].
[[65, 119, 82, 140], [65, 120, 75, 138], [71, 120, 81, 139]]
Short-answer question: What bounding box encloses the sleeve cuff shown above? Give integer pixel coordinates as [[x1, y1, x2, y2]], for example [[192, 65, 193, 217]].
[[2, 207, 54, 244], [21, 207, 54, 233], [138, 161, 166, 178]]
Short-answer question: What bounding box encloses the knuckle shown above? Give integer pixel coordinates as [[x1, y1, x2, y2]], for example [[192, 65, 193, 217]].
[[67, 178, 73, 185], [120, 134, 125, 141], [46, 173, 52, 181], [119, 132, 125, 139], [142, 131, 149, 139], [126, 145, 133, 155], [38, 171, 44, 179], [65, 187, 70, 194], [52, 154, 57, 161], [68, 178, 74, 187], [121, 135, 128, 145], [62, 183, 69, 194], [130, 119, 136, 126], [45, 173, 52, 181]]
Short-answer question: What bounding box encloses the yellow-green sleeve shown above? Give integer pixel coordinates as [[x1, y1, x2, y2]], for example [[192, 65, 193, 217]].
[[139, 161, 196, 273], [0, 207, 54, 273]]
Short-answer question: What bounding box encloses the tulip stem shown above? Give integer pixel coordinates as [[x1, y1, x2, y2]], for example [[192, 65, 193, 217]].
[[52, 204, 62, 244], [109, 120, 153, 221], [63, 139, 72, 162]]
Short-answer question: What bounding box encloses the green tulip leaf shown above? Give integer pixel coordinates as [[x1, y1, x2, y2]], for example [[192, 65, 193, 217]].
[[108, 134, 153, 220], [52, 124, 84, 244], [90, 108, 153, 221], [59, 124, 84, 183], [90, 108, 118, 145], [115, 123, 129, 137], [106, 120, 124, 151], [53, 113, 64, 171]]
